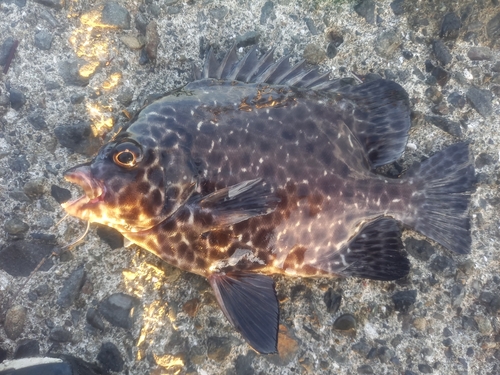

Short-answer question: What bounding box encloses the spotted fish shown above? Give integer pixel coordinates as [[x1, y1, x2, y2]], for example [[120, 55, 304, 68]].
[[62, 45, 475, 354]]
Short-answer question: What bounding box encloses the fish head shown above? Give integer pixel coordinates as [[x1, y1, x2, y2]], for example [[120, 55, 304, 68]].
[[62, 130, 197, 233]]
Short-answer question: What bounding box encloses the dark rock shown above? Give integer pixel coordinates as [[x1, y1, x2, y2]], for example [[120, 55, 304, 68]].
[[392, 290, 417, 313], [34, 30, 53, 50], [33, 0, 63, 9], [467, 47, 493, 61], [210, 6, 228, 20], [57, 266, 86, 308], [8, 154, 30, 172], [402, 50, 413, 59], [96, 225, 124, 249], [54, 121, 101, 156], [432, 40, 452, 65], [27, 110, 47, 130], [24, 178, 45, 198], [326, 43, 338, 59], [139, 47, 150, 65], [14, 339, 40, 358], [475, 153, 496, 168], [333, 314, 356, 331], [58, 59, 91, 86], [98, 293, 140, 329], [352, 339, 371, 356], [357, 364, 374, 374], [51, 185, 72, 204], [116, 88, 133, 106], [5, 305, 27, 340], [166, 5, 181, 14], [234, 352, 256, 375], [45, 80, 61, 90], [486, 12, 500, 41], [418, 363, 433, 373], [404, 238, 435, 261], [431, 66, 451, 87], [304, 17, 318, 35], [461, 316, 478, 331], [135, 13, 148, 35], [323, 288, 342, 313], [466, 347, 474, 357], [466, 87, 492, 117], [374, 30, 400, 58], [260, 1, 275, 25], [442, 337, 453, 347], [145, 21, 159, 62], [86, 308, 106, 331], [492, 61, 500, 73], [0, 240, 54, 276], [101, 1, 131, 29], [431, 103, 449, 116], [377, 346, 394, 364], [447, 92, 466, 109], [9, 190, 31, 202], [391, 335, 403, 348], [236, 31, 260, 48], [425, 116, 461, 137], [443, 327, 453, 337], [440, 13, 461, 40], [97, 342, 124, 373], [354, 0, 375, 24], [5, 218, 29, 238], [390, 0, 405, 16], [429, 255, 456, 277], [0, 37, 16, 66], [50, 326, 72, 342], [424, 87, 443, 104], [207, 336, 231, 361], [70, 93, 85, 104], [9, 87, 26, 110]]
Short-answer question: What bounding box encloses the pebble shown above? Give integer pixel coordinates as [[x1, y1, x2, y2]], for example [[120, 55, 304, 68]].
[[101, 1, 131, 29], [98, 293, 140, 329], [333, 313, 356, 331], [145, 21, 159, 61], [54, 121, 101, 156], [96, 225, 124, 249], [27, 110, 47, 130], [236, 31, 260, 48], [352, 339, 371, 356], [5, 305, 27, 340], [260, 1, 275, 25], [303, 44, 326, 65], [418, 363, 433, 373], [0, 37, 16, 66], [97, 342, 124, 373], [390, 0, 405, 16], [57, 266, 86, 308], [304, 17, 318, 35], [166, 5, 181, 15], [491, 85, 500, 97], [58, 59, 90, 86], [392, 290, 417, 313], [447, 92, 466, 109], [234, 352, 255, 375], [432, 40, 452, 65], [70, 93, 85, 104], [50, 326, 72, 342], [429, 255, 456, 277], [8, 154, 30, 172], [86, 308, 106, 331], [326, 43, 338, 59], [377, 346, 394, 364], [442, 338, 452, 347], [467, 47, 492, 61], [5, 218, 29, 238], [14, 339, 40, 358], [486, 12, 500, 41], [33, 0, 63, 10], [431, 66, 451, 87], [23, 178, 45, 198], [34, 30, 53, 50], [135, 13, 148, 35], [51, 184, 72, 204], [323, 288, 342, 313], [9, 87, 26, 110], [424, 87, 443, 104], [120, 35, 144, 50], [475, 153, 496, 169], [354, 0, 375, 24], [466, 87, 492, 117], [431, 103, 448, 116], [357, 364, 374, 374], [182, 298, 200, 317], [474, 316, 493, 335], [207, 336, 231, 361], [0, 240, 54, 276], [425, 116, 462, 137], [461, 315, 478, 331], [451, 284, 465, 307], [440, 12, 461, 40], [413, 317, 427, 331], [374, 30, 401, 58]]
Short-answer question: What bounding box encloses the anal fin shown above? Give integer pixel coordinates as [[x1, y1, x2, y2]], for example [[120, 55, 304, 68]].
[[208, 272, 279, 354], [315, 218, 410, 281]]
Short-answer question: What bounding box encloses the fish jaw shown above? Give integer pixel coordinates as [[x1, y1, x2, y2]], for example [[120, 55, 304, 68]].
[[61, 165, 106, 222]]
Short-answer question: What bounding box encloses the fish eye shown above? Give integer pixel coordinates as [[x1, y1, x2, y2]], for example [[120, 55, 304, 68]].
[[113, 142, 142, 168]]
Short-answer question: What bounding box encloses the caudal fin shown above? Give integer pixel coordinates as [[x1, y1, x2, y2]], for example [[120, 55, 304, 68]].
[[404, 143, 475, 254]]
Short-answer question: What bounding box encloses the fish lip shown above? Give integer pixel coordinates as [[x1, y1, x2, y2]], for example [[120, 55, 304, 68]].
[[62, 166, 106, 209]]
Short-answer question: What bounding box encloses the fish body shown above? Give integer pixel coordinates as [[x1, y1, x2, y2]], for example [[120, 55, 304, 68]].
[[63, 46, 475, 353]]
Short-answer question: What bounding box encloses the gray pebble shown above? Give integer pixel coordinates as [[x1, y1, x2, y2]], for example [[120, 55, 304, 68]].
[[207, 336, 231, 361], [9, 190, 31, 202], [86, 308, 105, 331], [440, 12, 461, 40], [447, 92, 465, 108], [491, 85, 500, 97], [431, 66, 451, 87], [39, 9, 59, 28], [354, 0, 375, 24], [51, 184, 72, 204], [97, 342, 124, 373], [404, 238, 435, 261], [54, 121, 101, 156], [466, 87, 492, 117], [236, 31, 260, 48], [8, 154, 30, 172], [50, 326, 72, 342], [260, 1, 275, 25], [102, 1, 131, 29], [27, 110, 47, 130], [0, 37, 15, 66], [474, 316, 493, 335], [424, 87, 442, 104], [234, 352, 255, 375], [352, 339, 371, 356], [5, 218, 29, 238], [135, 13, 148, 35], [70, 93, 85, 104], [14, 339, 40, 359], [164, 0, 178, 4], [418, 363, 433, 373], [492, 61, 500, 73], [333, 313, 356, 331], [429, 255, 456, 277], [425, 116, 461, 137], [58, 59, 90, 86], [467, 46, 493, 61], [34, 283, 50, 296], [475, 153, 496, 169], [0, 240, 54, 277], [357, 364, 374, 374], [374, 30, 401, 59], [377, 346, 394, 364], [323, 288, 342, 313], [432, 40, 452, 65], [96, 225, 124, 249], [23, 178, 45, 198], [9, 88, 26, 110], [392, 290, 417, 313], [390, 0, 405, 16], [486, 12, 500, 41], [304, 17, 318, 35], [98, 293, 140, 329], [34, 30, 53, 50], [57, 266, 86, 308], [33, 0, 63, 10], [326, 43, 338, 59], [148, 3, 161, 16], [451, 284, 465, 307], [4, 305, 27, 340], [461, 315, 478, 330]]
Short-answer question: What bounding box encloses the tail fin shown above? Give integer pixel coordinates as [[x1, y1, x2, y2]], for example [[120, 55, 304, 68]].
[[403, 142, 475, 254]]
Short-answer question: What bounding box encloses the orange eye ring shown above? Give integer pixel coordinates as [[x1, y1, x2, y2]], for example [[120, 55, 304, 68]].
[[112, 142, 142, 168]]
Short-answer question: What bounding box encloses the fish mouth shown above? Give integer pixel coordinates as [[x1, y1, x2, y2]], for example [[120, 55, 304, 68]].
[[61, 165, 106, 215]]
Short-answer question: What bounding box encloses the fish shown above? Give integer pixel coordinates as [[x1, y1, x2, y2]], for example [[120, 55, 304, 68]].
[[61, 45, 475, 354]]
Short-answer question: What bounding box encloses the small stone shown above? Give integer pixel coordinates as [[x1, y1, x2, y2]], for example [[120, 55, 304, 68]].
[[260, 1, 275, 25], [23, 178, 45, 198], [451, 284, 465, 307], [166, 5, 181, 14], [5, 305, 27, 340], [333, 314, 356, 331], [234, 352, 255, 375], [120, 35, 144, 50], [97, 342, 124, 373], [45, 81, 61, 90], [432, 40, 452, 65], [101, 1, 131, 29], [8, 154, 30, 172], [413, 317, 427, 331], [54, 121, 101, 156], [304, 17, 318, 35], [268, 325, 299, 365], [236, 31, 260, 48], [210, 6, 228, 20], [392, 290, 417, 313], [34, 30, 53, 50], [440, 13, 461, 40], [207, 336, 231, 361], [182, 298, 200, 317], [425, 116, 461, 137], [442, 338, 452, 347], [9, 88, 26, 110], [354, 0, 375, 24], [145, 21, 160, 62], [486, 12, 500, 41], [57, 266, 86, 308], [27, 110, 47, 130], [50, 326, 72, 342], [402, 50, 413, 59], [475, 316, 493, 335], [377, 346, 394, 364], [418, 364, 433, 373], [374, 30, 401, 59], [323, 288, 342, 313], [33, 0, 63, 10], [431, 66, 451, 87], [98, 293, 140, 329], [135, 13, 148, 35], [70, 93, 85, 104], [466, 347, 474, 357], [0, 37, 16, 66], [390, 0, 405, 15], [96, 225, 124, 249], [466, 87, 492, 117], [51, 185, 72, 204], [424, 87, 443, 104], [431, 103, 449, 116], [14, 339, 40, 359], [429, 255, 456, 277], [447, 92, 466, 109], [5, 218, 29, 238], [391, 335, 403, 348], [357, 364, 374, 374], [86, 308, 106, 331], [462, 315, 478, 331], [326, 43, 337, 59], [303, 44, 326, 65], [352, 339, 371, 356], [58, 59, 90, 86], [467, 47, 493, 61], [475, 153, 496, 169], [492, 85, 500, 97]]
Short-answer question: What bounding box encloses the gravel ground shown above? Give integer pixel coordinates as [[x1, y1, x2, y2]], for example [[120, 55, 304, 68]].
[[0, 0, 499, 374]]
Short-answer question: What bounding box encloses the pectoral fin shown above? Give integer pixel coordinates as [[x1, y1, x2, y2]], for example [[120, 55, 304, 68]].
[[208, 272, 279, 354]]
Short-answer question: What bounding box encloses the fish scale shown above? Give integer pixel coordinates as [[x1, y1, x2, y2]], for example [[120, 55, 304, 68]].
[[62, 45, 475, 354]]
